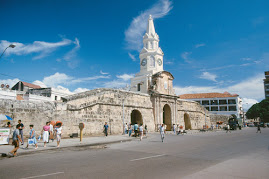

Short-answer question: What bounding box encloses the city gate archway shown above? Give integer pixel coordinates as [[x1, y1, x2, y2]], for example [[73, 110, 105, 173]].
[[131, 110, 143, 125], [163, 104, 172, 131], [184, 113, 192, 130]]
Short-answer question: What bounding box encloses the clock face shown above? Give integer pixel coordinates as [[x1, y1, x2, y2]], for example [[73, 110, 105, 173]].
[[157, 59, 162, 66], [141, 59, 147, 66]]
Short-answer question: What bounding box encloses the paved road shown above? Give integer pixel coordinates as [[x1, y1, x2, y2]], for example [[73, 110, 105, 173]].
[[0, 128, 268, 179]]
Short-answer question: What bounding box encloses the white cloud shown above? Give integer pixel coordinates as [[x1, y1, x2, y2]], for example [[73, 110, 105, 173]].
[[73, 88, 90, 93], [242, 98, 259, 111], [175, 73, 264, 108], [199, 72, 217, 82], [63, 38, 80, 68], [0, 38, 74, 60], [125, 0, 173, 51], [0, 78, 20, 88], [180, 52, 192, 63], [195, 43, 206, 48], [116, 74, 134, 81], [38, 72, 110, 87], [100, 70, 109, 75], [128, 52, 136, 61], [32, 80, 47, 88], [241, 57, 251, 61], [103, 80, 128, 88], [52, 85, 74, 95]]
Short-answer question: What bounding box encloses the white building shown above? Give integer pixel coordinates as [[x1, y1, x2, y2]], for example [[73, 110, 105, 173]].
[[179, 92, 243, 119]]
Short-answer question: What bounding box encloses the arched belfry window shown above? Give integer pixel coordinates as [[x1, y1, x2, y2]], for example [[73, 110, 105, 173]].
[[150, 56, 155, 67]]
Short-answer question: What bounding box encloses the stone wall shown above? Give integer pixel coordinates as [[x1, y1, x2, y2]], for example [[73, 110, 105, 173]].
[[209, 114, 230, 124], [65, 88, 155, 135], [177, 100, 211, 130], [1, 88, 226, 139]]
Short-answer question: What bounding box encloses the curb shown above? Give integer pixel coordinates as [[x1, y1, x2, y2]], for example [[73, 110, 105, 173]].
[[1, 138, 133, 158]]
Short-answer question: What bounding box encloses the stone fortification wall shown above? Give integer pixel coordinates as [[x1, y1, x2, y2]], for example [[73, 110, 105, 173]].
[[0, 99, 57, 137], [0, 88, 155, 138], [66, 88, 155, 135], [209, 114, 230, 124], [176, 100, 210, 129]]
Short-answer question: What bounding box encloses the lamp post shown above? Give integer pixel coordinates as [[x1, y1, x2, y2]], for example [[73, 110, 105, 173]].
[[0, 44, 16, 59]]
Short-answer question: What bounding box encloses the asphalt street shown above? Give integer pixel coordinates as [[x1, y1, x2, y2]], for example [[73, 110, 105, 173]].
[[0, 127, 268, 179]]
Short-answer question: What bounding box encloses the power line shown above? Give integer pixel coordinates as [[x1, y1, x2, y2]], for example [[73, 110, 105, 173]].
[[0, 73, 33, 84]]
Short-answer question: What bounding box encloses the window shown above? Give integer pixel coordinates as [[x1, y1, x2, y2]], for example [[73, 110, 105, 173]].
[[149, 56, 155, 67], [202, 100, 210, 105], [211, 107, 218, 111], [205, 107, 209, 111], [228, 106, 237, 111], [219, 100, 227, 105], [137, 84, 141, 91], [211, 100, 218, 105], [164, 81, 168, 89], [228, 99, 236, 104], [220, 106, 227, 111]]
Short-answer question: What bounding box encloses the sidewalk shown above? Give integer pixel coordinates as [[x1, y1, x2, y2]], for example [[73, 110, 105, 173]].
[[1, 134, 133, 157]]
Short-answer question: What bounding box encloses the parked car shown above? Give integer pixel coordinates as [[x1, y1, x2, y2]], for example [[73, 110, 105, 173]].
[[247, 123, 255, 127]]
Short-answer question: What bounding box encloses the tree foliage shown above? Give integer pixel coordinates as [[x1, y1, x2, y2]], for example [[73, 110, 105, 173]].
[[246, 98, 269, 122]]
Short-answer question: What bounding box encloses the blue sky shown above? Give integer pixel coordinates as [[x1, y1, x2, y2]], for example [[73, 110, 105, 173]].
[[0, 0, 268, 110]]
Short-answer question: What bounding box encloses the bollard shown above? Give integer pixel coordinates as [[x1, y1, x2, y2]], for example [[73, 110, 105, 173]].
[[79, 123, 85, 142]]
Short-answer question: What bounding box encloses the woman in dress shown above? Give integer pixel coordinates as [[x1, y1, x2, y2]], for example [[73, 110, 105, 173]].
[[25, 124, 38, 149], [41, 122, 50, 147]]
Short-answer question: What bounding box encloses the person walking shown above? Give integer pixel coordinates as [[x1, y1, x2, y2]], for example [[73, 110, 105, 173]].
[[49, 121, 54, 143], [139, 124, 143, 141], [160, 124, 165, 142], [173, 124, 176, 134], [257, 124, 261, 133], [18, 120, 24, 145], [8, 124, 22, 157], [144, 124, 147, 137], [226, 124, 231, 133], [55, 123, 62, 147], [134, 123, 138, 137], [176, 124, 180, 135], [128, 123, 132, 137], [25, 125, 38, 149], [41, 122, 50, 147], [124, 123, 128, 134], [104, 122, 109, 137]]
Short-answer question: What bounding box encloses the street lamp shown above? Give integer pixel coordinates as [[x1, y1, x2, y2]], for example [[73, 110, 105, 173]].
[[0, 44, 16, 59]]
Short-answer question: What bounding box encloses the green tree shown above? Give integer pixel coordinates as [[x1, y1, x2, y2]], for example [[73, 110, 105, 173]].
[[246, 98, 269, 122]]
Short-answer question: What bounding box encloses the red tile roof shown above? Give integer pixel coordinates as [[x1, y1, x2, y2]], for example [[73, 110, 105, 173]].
[[22, 81, 41, 89], [179, 92, 238, 99]]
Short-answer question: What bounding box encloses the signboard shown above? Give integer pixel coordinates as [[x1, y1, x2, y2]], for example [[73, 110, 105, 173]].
[[0, 128, 10, 145]]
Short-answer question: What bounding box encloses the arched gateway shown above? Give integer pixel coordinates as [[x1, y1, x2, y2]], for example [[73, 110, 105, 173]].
[[184, 113, 192, 130], [163, 104, 172, 131], [131, 110, 143, 125]]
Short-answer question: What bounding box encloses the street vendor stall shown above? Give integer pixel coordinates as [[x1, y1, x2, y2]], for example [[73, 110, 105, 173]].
[[0, 114, 13, 145]]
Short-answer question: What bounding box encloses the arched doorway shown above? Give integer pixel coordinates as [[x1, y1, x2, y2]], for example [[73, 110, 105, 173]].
[[163, 104, 172, 131], [131, 110, 143, 125], [184, 113, 191, 130]]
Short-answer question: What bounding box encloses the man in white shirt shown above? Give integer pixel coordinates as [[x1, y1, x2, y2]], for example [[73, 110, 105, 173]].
[[139, 124, 143, 141], [160, 124, 165, 142]]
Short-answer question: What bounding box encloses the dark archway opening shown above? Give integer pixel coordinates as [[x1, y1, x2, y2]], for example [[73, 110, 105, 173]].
[[131, 110, 143, 125], [184, 113, 192, 130], [163, 104, 172, 131]]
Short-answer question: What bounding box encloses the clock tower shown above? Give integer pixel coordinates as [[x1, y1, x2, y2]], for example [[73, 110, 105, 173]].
[[130, 15, 164, 94]]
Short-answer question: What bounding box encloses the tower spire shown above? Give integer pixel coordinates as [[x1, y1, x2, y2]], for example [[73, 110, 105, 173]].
[[146, 15, 156, 35]]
